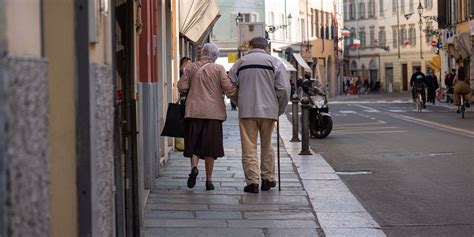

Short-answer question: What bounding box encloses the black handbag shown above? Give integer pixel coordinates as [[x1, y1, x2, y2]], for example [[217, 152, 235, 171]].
[[161, 102, 186, 138]]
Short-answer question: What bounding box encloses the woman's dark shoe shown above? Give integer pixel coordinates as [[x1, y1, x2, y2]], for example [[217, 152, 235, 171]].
[[243, 183, 259, 193], [187, 167, 199, 188], [206, 181, 215, 190], [261, 180, 276, 191]]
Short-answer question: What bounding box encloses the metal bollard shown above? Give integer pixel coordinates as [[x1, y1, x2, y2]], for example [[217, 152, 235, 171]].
[[299, 96, 312, 155], [290, 94, 301, 142]]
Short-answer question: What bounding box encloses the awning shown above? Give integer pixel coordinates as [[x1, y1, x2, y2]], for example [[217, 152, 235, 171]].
[[277, 57, 297, 72], [215, 57, 234, 72], [292, 53, 311, 71], [446, 32, 472, 60], [179, 0, 220, 44], [427, 55, 441, 72]]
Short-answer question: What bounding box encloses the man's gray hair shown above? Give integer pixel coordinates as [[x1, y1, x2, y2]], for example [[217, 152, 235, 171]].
[[201, 42, 220, 62]]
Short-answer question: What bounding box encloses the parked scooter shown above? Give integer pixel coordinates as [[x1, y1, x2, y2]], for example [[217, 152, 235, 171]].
[[301, 79, 333, 139]]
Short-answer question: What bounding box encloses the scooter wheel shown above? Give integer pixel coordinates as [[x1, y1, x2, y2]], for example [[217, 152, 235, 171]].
[[311, 115, 333, 139]]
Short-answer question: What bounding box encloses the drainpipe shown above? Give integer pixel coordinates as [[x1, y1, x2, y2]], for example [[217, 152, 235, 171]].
[[0, 0, 6, 234], [75, 0, 93, 236]]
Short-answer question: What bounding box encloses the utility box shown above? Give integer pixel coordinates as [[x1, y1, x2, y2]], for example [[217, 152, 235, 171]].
[[237, 22, 265, 52]]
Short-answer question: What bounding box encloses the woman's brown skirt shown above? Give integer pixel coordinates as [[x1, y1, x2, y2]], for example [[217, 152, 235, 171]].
[[183, 118, 224, 159]]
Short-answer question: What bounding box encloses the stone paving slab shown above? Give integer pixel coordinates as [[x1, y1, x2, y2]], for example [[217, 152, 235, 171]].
[[144, 108, 324, 236], [227, 220, 318, 228], [266, 228, 320, 237], [243, 210, 316, 220], [144, 219, 227, 228], [144, 228, 265, 237]]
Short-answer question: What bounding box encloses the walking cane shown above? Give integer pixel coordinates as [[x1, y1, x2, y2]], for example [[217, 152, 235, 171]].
[[277, 118, 281, 191]]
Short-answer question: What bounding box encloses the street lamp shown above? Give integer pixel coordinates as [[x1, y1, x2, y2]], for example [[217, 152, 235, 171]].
[[417, 1, 424, 59], [235, 12, 243, 25], [268, 14, 293, 33]]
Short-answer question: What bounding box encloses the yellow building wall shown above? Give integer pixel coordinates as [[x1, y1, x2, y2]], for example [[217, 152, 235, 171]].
[[311, 39, 337, 96], [43, 1, 78, 237], [5, 0, 42, 56]]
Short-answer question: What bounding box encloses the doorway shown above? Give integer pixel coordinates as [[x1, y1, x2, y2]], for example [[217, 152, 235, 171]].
[[402, 64, 408, 91], [385, 66, 393, 92], [115, 1, 140, 236]]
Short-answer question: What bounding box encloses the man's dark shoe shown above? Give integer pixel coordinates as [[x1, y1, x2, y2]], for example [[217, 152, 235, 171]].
[[244, 183, 259, 193], [187, 167, 198, 188], [261, 180, 276, 191]]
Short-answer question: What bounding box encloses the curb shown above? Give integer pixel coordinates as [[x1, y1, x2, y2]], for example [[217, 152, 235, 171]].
[[277, 114, 387, 237]]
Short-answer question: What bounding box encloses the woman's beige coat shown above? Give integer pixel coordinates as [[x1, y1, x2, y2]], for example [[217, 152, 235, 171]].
[[178, 59, 237, 121]]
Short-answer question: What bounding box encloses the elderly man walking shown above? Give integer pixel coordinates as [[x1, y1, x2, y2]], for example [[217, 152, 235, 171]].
[[228, 37, 291, 193]]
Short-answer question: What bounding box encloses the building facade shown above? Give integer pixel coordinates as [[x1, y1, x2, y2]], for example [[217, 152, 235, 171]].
[[438, 0, 473, 87], [1, 0, 182, 236], [344, 0, 438, 92]]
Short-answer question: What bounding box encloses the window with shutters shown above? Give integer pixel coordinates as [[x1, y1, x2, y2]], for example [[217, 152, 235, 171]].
[[409, 24, 416, 46], [360, 28, 366, 48], [350, 3, 356, 20], [392, 26, 398, 47], [359, 2, 366, 19], [400, 25, 407, 47], [378, 27, 386, 47], [368, 0, 376, 18], [380, 0, 384, 16], [370, 26, 375, 47]]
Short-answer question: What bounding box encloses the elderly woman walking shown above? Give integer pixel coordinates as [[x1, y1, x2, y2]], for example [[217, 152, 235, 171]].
[[177, 43, 238, 190]]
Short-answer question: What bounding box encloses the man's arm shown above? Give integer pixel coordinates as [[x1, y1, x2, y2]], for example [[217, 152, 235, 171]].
[[274, 63, 291, 116]]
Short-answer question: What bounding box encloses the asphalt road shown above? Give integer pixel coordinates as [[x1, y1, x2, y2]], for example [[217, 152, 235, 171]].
[[286, 93, 474, 237]]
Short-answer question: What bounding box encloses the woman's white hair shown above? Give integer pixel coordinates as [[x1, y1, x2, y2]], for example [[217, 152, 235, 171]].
[[201, 42, 220, 62]]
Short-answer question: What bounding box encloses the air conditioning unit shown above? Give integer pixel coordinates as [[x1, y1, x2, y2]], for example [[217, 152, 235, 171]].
[[237, 22, 265, 50]]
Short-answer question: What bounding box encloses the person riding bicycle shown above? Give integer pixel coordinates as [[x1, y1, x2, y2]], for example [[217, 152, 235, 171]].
[[410, 67, 428, 108], [453, 67, 472, 113]]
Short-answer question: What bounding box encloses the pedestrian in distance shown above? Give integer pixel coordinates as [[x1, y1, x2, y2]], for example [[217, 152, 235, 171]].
[[228, 37, 291, 193], [445, 68, 455, 103], [177, 43, 238, 191], [363, 78, 369, 94], [355, 78, 362, 95], [426, 70, 439, 105], [452, 67, 472, 113], [410, 67, 428, 108]]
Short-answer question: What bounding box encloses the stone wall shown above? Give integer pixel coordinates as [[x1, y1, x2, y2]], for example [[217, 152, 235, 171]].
[[4, 56, 50, 237], [90, 63, 114, 237]]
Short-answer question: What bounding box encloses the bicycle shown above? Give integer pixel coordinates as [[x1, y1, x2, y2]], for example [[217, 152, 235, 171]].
[[415, 88, 424, 112], [459, 96, 466, 119]]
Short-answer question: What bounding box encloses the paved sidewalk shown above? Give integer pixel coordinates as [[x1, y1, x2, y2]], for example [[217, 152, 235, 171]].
[[143, 105, 385, 237]]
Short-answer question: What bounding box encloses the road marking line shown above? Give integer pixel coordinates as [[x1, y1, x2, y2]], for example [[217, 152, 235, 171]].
[[386, 112, 474, 138], [334, 126, 400, 131], [335, 122, 386, 126], [388, 109, 407, 113], [339, 110, 357, 114], [333, 130, 407, 135]]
